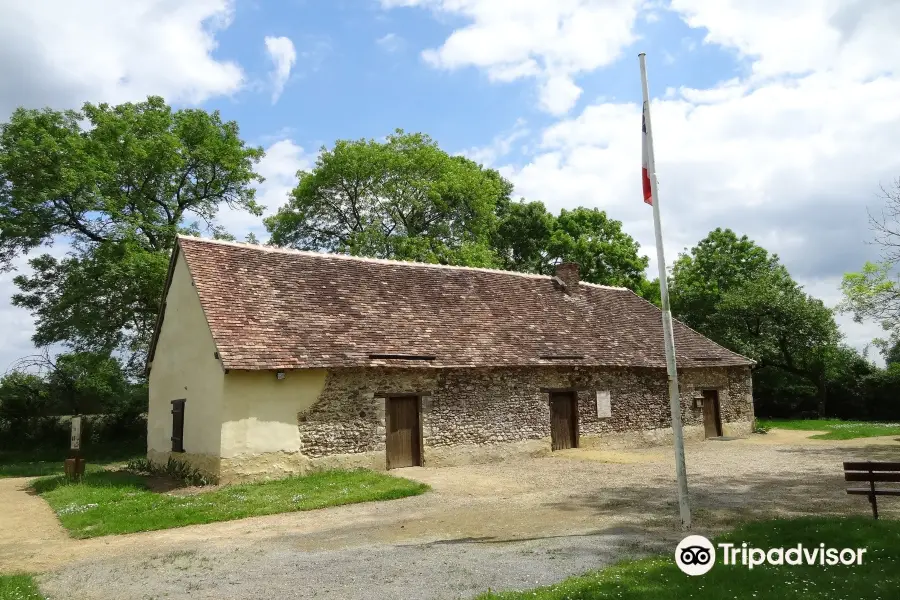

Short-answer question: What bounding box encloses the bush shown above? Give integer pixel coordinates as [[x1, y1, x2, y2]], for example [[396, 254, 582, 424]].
[[0, 357, 149, 453], [862, 364, 900, 421], [0, 412, 146, 454], [125, 456, 217, 486]]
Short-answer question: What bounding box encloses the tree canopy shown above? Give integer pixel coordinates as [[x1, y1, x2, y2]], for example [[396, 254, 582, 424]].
[[266, 130, 654, 293], [266, 130, 510, 267], [0, 96, 265, 374], [671, 228, 843, 415], [3, 350, 138, 415], [841, 179, 900, 358], [670, 228, 786, 333], [493, 201, 650, 290]]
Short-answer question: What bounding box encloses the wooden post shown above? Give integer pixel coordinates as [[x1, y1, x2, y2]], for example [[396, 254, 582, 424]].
[[869, 463, 878, 520], [65, 415, 85, 481]]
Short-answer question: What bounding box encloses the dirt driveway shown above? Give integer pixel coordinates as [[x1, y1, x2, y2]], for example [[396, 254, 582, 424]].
[[4, 430, 899, 599]]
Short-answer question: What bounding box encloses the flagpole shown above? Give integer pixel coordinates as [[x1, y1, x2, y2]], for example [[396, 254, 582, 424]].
[[639, 52, 691, 529]]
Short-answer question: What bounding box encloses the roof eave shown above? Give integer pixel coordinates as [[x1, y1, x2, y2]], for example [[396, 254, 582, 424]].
[[144, 240, 181, 376]]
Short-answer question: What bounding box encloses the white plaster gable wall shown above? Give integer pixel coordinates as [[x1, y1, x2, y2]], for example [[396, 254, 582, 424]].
[[147, 251, 225, 458]]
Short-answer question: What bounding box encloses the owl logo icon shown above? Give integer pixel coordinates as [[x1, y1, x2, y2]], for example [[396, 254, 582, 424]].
[[675, 535, 716, 576]]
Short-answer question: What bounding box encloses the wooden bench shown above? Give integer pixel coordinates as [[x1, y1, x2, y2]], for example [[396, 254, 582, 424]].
[[844, 461, 900, 519]]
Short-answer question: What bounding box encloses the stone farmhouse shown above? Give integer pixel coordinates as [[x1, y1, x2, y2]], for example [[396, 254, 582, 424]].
[[146, 236, 755, 482]]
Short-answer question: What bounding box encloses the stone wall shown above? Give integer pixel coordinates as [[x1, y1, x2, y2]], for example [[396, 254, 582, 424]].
[[297, 365, 754, 460]]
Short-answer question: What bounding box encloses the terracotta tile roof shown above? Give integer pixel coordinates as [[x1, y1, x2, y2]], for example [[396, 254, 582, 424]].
[[168, 235, 753, 371]]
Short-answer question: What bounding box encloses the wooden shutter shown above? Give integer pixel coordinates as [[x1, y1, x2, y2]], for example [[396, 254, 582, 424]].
[[171, 399, 186, 452]]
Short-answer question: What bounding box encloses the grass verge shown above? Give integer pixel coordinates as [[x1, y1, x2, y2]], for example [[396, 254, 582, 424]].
[[757, 418, 900, 440], [478, 516, 900, 599], [0, 574, 44, 600], [33, 468, 428, 538]]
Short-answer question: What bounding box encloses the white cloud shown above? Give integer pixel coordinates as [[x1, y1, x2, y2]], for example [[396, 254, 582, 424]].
[[0, 0, 246, 368], [381, 0, 643, 115], [376, 32, 404, 53], [496, 0, 900, 354], [459, 120, 530, 167], [539, 75, 584, 116], [0, 245, 73, 373], [669, 0, 900, 80], [264, 36, 297, 103], [0, 0, 243, 119], [510, 72, 900, 268], [215, 139, 315, 241]]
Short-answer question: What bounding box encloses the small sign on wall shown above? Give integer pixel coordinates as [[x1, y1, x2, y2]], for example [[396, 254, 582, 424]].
[[70, 416, 82, 451], [596, 390, 611, 418]]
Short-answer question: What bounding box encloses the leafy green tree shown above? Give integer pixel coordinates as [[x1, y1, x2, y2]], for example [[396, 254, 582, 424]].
[[861, 363, 900, 420], [636, 278, 661, 307], [841, 261, 900, 349], [267, 131, 654, 292], [0, 371, 51, 421], [266, 130, 510, 266], [671, 229, 843, 415], [0, 96, 264, 374], [12, 240, 169, 371], [6, 350, 136, 415], [710, 271, 841, 414], [884, 337, 900, 365], [493, 200, 555, 273], [823, 346, 877, 419], [670, 228, 785, 333], [841, 179, 900, 348], [493, 201, 651, 291], [549, 208, 649, 289], [46, 351, 131, 414]]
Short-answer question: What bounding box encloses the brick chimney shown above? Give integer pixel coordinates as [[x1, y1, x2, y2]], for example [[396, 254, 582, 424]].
[[554, 262, 580, 290]]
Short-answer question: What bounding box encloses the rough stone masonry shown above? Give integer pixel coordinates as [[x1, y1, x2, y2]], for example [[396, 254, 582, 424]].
[[297, 365, 754, 460]]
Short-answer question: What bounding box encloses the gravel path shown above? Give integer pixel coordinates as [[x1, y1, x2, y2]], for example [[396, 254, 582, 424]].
[[7, 430, 898, 599], [0, 476, 69, 571], [36, 529, 670, 600]]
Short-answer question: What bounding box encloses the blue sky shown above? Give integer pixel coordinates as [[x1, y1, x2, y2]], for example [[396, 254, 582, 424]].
[[207, 2, 745, 162], [2, 0, 900, 369]]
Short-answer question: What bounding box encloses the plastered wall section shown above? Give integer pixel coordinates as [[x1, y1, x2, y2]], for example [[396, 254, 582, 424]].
[[218, 369, 327, 480], [147, 252, 225, 471]]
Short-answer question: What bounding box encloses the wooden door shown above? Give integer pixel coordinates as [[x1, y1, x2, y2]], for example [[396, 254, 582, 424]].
[[386, 396, 421, 469], [702, 390, 723, 438], [550, 392, 578, 450]]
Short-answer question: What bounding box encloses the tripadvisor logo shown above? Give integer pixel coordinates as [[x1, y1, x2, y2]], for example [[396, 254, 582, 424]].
[[675, 535, 867, 576], [676, 535, 716, 576]]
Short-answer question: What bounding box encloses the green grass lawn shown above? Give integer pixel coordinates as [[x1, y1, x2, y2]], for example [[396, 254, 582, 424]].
[[478, 517, 900, 600], [33, 468, 428, 538], [757, 418, 900, 440], [0, 444, 143, 478], [0, 575, 44, 600]]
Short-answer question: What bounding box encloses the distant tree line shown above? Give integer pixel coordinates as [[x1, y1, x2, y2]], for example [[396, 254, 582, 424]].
[[0, 96, 897, 445], [0, 350, 146, 452]]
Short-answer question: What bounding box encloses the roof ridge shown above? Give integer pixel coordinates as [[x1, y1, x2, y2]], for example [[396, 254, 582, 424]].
[[176, 235, 631, 290]]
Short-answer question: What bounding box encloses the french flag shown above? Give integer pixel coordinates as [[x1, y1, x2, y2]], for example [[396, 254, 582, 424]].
[[641, 101, 653, 205]]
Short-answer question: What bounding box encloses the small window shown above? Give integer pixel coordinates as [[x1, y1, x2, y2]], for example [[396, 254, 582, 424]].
[[171, 399, 186, 452]]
